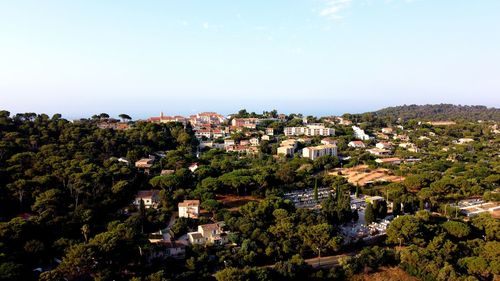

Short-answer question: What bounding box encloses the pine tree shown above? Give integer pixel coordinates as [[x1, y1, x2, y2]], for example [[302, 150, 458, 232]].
[[314, 178, 319, 202], [393, 199, 401, 216], [365, 203, 375, 225]]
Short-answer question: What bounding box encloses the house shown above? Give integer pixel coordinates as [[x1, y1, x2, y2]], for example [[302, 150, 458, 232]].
[[188, 222, 228, 245], [161, 169, 175, 175], [281, 139, 298, 148], [302, 144, 337, 160], [277, 145, 295, 157], [321, 138, 337, 145], [284, 124, 334, 137], [376, 142, 393, 150], [375, 158, 402, 165], [365, 196, 385, 204], [240, 140, 250, 146], [199, 141, 214, 149], [399, 143, 418, 152], [297, 137, 312, 144], [231, 118, 261, 129], [277, 139, 298, 156], [147, 241, 186, 261], [187, 232, 204, 245], [189, 163, 199, 172], [178, 200, 200, 219], [376, 133, 390, 140], [348, 141, 366, 148], [352, 126, 370, 140], [336, 117, 352, 126], [135, 158, 154, 169], [367, 148, 391, 156], [195, 128, 212, 139], [135, 158, 154, 174], [161, 241, 186, 259], [261, 135, 271, 141], [265, 128, 274, 136], [148, 113, 187, 125], [189, 112, 226, 126], [427, 121, 456, 126], [226, 145, 258, 154], [212, 129, 226, 139], [134, 190, 161, 209], [224, 139, 235, 147], [381, 128, 394, 134], [250, 137, 260, 146], [393, 134, 410, 142], [457, 138, 474, 144]]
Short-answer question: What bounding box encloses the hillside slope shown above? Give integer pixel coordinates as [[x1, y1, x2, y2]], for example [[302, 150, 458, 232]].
[[373, 104, 500, 121]]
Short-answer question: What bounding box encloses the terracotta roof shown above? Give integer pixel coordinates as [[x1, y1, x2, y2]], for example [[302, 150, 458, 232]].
[[188, 232, 203, 239], [178, 200, 200, 207], [200, 223, 221, 231], [137, 190, 159, 198]]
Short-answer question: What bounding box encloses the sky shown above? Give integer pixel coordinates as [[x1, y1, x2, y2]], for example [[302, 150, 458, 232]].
[[1, 0, 500, 119]]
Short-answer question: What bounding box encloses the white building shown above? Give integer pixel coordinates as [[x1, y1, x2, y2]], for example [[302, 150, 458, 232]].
[[224, 139, 235, 147], [321, 138, 337, 145], [302, 144, 337, 160], [277, 146, 295, 157], [284, 124, 335, 137], [352, 126, 371, 140], [178, 200, 200, 219], [375, 158, 402, 165], [134, 190, 161, 209], [381, 127, 394, 134], [188, 222, 228, 245], [348, 141, 366, 148], [376, 142, 393, 150], [250, 137, 260, 146], [277, 139, 298, 157]]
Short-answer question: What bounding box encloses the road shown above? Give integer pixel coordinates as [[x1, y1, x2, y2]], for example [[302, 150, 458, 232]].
[[263, 251, 358, 269], [304, 252, 357, 268]]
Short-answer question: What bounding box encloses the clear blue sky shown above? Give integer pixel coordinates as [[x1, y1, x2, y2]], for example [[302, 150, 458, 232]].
[[1, 0, 499, 119]]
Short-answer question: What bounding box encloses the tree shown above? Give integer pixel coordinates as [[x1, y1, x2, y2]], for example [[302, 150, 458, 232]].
[[214, 267, 245, 281], [313, 178, 319, 202], [393, 199, 401, 216], [442, 221, 470, 239], [365, 203, 375, 225], [386, 215, 423, 245], [376, 200, 387, 219], [299, 223, 334, 256], [118, 114, 132, 122], [201, 199, 220, 218]]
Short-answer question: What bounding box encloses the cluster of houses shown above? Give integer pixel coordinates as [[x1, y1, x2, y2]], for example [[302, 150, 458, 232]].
[[147, 112, 344, 161], [148, 112, 285, 155], [347, 126, 421, 166], [131, 193, 229, 261]]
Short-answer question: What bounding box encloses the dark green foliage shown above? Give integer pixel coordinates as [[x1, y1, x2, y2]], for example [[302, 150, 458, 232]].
[[364, 203, 375, 225], [375, 104, 500, 122]]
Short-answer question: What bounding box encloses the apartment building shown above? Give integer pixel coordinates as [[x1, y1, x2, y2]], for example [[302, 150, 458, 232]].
[[284, 124, 335, 137], [302, 144, 337, 160]]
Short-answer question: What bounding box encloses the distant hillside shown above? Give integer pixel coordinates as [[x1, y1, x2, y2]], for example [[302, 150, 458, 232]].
[[373, 104, 500, 122]]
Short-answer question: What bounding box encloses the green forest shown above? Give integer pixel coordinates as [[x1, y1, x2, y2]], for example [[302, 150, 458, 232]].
[[0, 107, 499, 281]]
